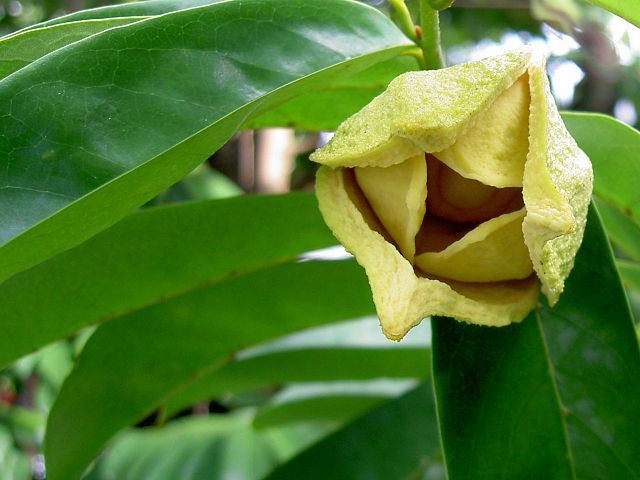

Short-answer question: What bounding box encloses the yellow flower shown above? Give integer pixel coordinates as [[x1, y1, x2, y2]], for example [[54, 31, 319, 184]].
[[311, 49, 593, 340]]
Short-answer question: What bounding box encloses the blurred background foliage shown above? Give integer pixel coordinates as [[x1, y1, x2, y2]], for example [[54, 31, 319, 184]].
[[0, 0, 638, 478]]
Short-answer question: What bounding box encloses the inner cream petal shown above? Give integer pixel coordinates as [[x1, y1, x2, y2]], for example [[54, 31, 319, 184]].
[[415, 208, 533, 282], [355, 155, 427, 261], [442, 276, 538, 308], [434, 75, 530, 188]]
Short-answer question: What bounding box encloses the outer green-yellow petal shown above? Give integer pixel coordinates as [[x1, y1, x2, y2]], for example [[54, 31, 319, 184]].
[[310, 49, 531, 169], [316, 166, 538, 340], [354, 155, 427, 261], [522, 54, 593, 305], [415, 208, 533, 282]]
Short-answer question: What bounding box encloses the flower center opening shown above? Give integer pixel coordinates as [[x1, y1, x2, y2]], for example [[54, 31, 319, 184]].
[[416, 155, 525, 257], [426, 154, 522, 224]]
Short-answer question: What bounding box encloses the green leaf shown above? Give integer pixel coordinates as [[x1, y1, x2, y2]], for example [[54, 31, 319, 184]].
[[247, 56, 419, 130], [45, 259, 375, 480], [0, 0, 411, 282], [83, 411, 289, 480], [432, 204, 640, 478], [431, 315, 573, 477], [618, 259, 640, 290], [0, 193, 335, 368], [168, 166, 243, 201], [162, 317, 430, 417], [563, 112, 640, 219], [0, 18, 144, 79], [585, 0, 640, 27], [264, 383, 444, 480], [2, 2, 235, 80], [594, 197, 640, 260], [253, 380, 417, 429], [13, 0, 219, 32], [538, 206, 640, 478], [254, 394, 385, 430]]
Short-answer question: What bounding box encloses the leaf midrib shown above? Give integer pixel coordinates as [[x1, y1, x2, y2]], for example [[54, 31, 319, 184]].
[[533, 201, 640, 479], [534, 310, 578, 480]]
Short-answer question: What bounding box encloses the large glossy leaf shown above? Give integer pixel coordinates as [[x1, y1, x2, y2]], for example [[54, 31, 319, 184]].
[[563, 113, 640, 219], [165, 348, 428, 417], [431, 314, 573, 477], [161, 317, 430, 417], [537, 206, 640, 478], [0, 193, 335, 368], [0, 0, 418, 135], [2, 12, 416, 131], [21, 0, 402, 153], [0, 18, 144, 79], [264, 383, 444, 480], [3, 4, 418, 133], [0, 0, 411, 282], [45, 259, 375, 480], [432, 205, 640, 478], [586, 0, 639, 26], [13, 0, 219, 32]]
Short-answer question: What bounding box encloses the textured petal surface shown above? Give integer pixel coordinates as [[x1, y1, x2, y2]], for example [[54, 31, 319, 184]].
[[522, 54, 593, 305], [354, 155, 427, 261], [415, 209, 533, 282], [316, 167, 538, 339], [434, 75, 530, 188], [312, 49, 592, 334], [310, 49, 531, 169]]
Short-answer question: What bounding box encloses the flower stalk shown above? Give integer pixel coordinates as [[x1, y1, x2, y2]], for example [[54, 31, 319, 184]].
[[419, 1, 445, 69]]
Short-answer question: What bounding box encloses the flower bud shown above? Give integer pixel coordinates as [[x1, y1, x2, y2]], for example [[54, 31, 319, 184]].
[[311, 49, 593, 340]]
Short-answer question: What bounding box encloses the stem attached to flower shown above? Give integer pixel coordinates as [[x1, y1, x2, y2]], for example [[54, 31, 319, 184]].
[[388, 0, 418, 42], [419, 1, 445, 69]]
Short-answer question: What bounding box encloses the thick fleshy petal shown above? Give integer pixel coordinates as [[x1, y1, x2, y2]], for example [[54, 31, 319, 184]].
[[415, 209, 533, 282], [316, 166, 538, 340], [310, 49, 531, 169], [354, 155, 427, 261], [522, 54, 593, 305], [434, 75, 530, 188], [312, 49, 592, 335]]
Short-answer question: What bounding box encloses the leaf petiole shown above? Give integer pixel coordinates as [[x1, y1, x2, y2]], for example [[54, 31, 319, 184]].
[[388, 0, 418, 42], [402, 46, 426, 68]]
